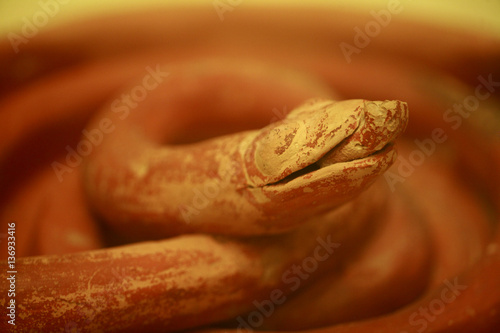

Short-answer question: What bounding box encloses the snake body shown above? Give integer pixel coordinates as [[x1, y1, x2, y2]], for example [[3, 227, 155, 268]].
[[0, 6, 499, 333], [83, 63, 407, 238]]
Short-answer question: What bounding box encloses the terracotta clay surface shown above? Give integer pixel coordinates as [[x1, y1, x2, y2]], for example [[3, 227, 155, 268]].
[[0, 6, 499, 333]]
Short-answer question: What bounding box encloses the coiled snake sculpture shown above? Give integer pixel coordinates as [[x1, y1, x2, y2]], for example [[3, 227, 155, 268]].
[[0, 6, 499, 333]]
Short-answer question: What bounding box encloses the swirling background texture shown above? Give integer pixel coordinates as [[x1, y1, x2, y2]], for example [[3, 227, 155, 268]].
[[0, 1, 499, 332]]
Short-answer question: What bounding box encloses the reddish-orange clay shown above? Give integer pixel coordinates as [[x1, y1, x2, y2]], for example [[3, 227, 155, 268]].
[[0, 6, 499, 333]]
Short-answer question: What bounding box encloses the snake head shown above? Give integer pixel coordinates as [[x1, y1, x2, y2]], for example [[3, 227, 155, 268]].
[[241, 99, 408, 227]]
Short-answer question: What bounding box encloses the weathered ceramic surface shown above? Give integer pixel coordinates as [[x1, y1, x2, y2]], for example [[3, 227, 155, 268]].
[[0, 7, 499, 333], [84, 94, 407, 238]]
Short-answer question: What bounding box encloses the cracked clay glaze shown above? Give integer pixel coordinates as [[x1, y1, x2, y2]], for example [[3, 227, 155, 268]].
[[0, 6, 499, 333]]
